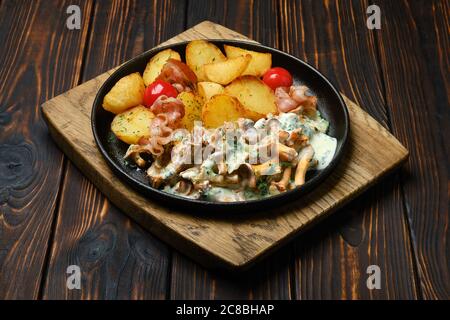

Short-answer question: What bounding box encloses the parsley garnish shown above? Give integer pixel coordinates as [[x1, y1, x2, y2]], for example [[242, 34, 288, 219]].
[[257, 177, 269, 196]]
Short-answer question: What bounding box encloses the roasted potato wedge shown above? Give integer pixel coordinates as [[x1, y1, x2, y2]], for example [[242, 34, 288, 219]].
[[204, 55, 251, 85], [111, 105, 155, 145], [202, 94, 247, 128], [225, 76, 277, 120], [178, 91, 204, 130], [143, 49, 181, 86], [224, 45, 272, 77], [186, 40, 227, 81], [197, 82, 224, 101], [103, 72, 145, 114]]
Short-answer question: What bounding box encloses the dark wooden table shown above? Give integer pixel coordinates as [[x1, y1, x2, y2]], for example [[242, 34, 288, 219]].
[[0, 0, 448, 300]]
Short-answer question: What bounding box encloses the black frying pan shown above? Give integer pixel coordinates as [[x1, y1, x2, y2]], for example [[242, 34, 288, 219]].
[[92, 40, 349, 213]]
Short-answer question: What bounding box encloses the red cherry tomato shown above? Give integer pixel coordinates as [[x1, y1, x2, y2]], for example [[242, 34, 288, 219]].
[[143, 80, 178, 107], [262, 67, 293, 90]]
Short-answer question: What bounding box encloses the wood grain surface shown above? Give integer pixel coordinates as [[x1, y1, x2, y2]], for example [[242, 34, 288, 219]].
[[41, 18, 409, 274], [0, 0, 92, 299], [170, 0, 293, 300], [42, 0, 185, 300], [0, 0, 447, 300], [376, 0, 449, 300], [280, 0, 418, 299]]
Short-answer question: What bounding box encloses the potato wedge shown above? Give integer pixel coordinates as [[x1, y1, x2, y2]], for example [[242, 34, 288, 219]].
[[143, 49, 181, 86], [111, 105, 155, 145], [103, 72, 145, 114], [197, 82, 224, 101], [177, 91, 204, 130], [203, 55, 251, 85], [224, 45, 272, 77], [225, 76, 277, 120], [202, 94, 247, 128], [186, 40, 227, 81]]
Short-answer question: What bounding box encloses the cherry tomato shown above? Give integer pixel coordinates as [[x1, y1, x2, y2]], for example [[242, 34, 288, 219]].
[[143, 80, 178, 107], [262, 67, 293, 90]]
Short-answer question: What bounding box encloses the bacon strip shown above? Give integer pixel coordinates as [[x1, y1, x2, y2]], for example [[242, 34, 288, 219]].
[[150, 95, 185, 129], [125, 96, 186, 159], [156, 59, 197, 92], [275, 85, 317, 114], [275, 87, 298, 112], [290, 85, 317, 115]]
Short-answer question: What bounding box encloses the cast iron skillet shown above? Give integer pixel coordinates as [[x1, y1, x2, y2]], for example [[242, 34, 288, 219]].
[[92, 40, 349, 213]]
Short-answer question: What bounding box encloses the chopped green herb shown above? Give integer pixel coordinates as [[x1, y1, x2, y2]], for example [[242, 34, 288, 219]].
[[281, 161, 292, 167], [257, 177, 269, 196]]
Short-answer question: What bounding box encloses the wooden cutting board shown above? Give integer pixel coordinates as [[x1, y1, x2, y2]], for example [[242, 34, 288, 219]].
[[41, 21, 408, 269]]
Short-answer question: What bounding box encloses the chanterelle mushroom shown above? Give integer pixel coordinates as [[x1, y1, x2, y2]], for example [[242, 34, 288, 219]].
[[294, 145, 314, 186], [252, 159, 281, 177], [124, 144, 151, 168], [147, 161, 184, 188], [272, 166, 292, 192], [257, 141, 297, 163], [146, 141, 190, 187], [238, 163, 256, 188], [286, 128, 308, 150], [277, 143, 298, 162], [173, 180, 193, 195]]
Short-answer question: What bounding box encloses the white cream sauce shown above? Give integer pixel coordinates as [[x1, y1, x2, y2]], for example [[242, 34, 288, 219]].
[[309, 132, 337, 170], [169, 111, 337, 201], [204, 187, 244, 202]]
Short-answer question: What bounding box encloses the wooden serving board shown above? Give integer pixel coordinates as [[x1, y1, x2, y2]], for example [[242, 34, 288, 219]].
[[41, 21, 408, 269]]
